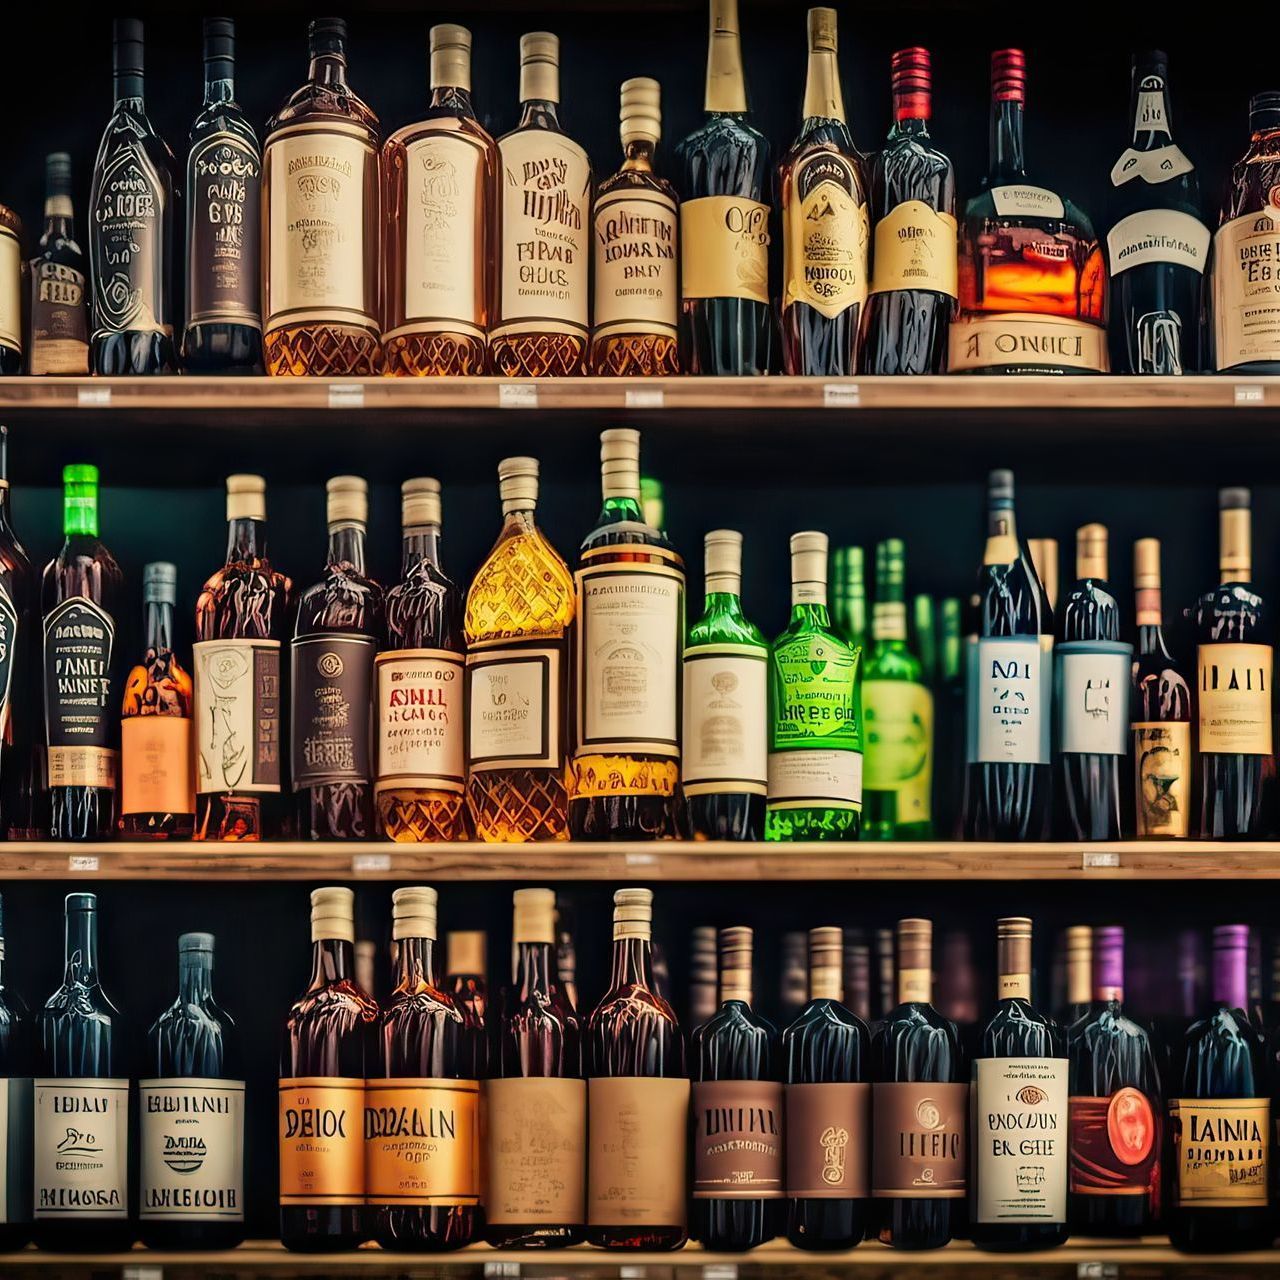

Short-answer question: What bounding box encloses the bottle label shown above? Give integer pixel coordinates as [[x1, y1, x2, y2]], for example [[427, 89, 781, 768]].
[[265, 123, 377, 334], [29, 260, 90, 374], [691, 1079, 784, 1200], [574, 560, 684, 760], [870, 200, 959, 299], [290, 634, 376, 789], [769, 632, 860, 755], [0, 1079, 31, 1225], [768, 748, 862, 808], [139, 1078, 245, 1221], [948, 313, 1109, 373], [870, 1081, 967, 1198], [192, 639, 283, 795], [466, 643, 562, 772], [278, 1077, 365, 1206], [484, 1077, 586, 1225], [375, 649, 465, 796], [493, 129, 591, 338], [989, 185, 1066, 219], [1197, 642, 1273, 755], [863, 679, 933, 822], [973, 1057, 1068, 1224], [121, 716, 194, 817], [592, 188, 679, 342], [784, 1081, 870, 1198], [971, 636, 1050, 765], [1133, 721, 1191, 836], [783, 152, 870, 319], [681, 644, 768, 796], [1068, 1090, 1159, 1201], [364, 1079, 480, 1207], [680, 196, 770, 304], [1106, 209, 1208, 275], [33, 1078, 129, 1219], [0, 223, 20, 354], [1170, 1097, 1269, 1206], [43, 597, 117, 790], [187, 132, 262, 329], [1056, 641, 1132, 756], [587, 1076, 689, 1227], [1110, 146, 1194, 187], [1214, 210, 1280, 369]]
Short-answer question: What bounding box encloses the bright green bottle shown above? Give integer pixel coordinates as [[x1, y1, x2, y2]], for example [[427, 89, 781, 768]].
[[830, 545, 866, 653], [766, 531, 862, 841], [913, 593, 938, 687]]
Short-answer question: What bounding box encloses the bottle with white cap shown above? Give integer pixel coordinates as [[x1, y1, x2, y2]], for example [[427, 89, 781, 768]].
[[571, 428, 685, 840], [290, 477, 384, 840], [766, 531, 862, 841]]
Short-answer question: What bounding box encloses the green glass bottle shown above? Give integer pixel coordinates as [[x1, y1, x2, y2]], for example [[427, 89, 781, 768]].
[[830, 545, 866, 653], [937, 596, 964, 836], [913, 594, 938, 688], [766, 531, 861, 841], [862, 540, 933, 840], [640, 475, 665, 535]]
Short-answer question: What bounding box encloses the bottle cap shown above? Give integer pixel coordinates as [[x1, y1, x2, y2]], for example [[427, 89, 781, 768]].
[[991, 48, 1026, 104], [987, 468, 1015, 509], [309, 17, 347, 56], [179, 931, 215, 954], [430, 23, 471, 91], [1134, 537, 1160, 589], [807, 7, 837, 54], [1220, 486, 1251, 510], [997, 916, 1033, 987], [64, 462, 99, 487], [447, 929, 486, 975], [1093, 925, 1124, 1000], [402, 477, 441, 529], [719, 925, 752, 1003], [790, 530, 828, 598], [620, 77, 661, 147], [1076, 523, 1108, 581], [612, 887, 653, 939], [310, 886, 354, 943], [203, 17, 234, 63], [807, 926, 842, 1001], [113, 18, 144, 76], [226, 473, 266, 523], [1250, 92, 1280, 131], [45, 152, 74, 200], [498, 456, 539, 514], [143, 561, 177, 606], [519, 31, 560, 104], [513, 888, 556, 945], [891, 46, 931, 120], [704, 529, 742, 594], [601, 428, 642, 501], [327, 475, 367, 527], [392, 886, 438, 941], [66, 892, 97, 914]]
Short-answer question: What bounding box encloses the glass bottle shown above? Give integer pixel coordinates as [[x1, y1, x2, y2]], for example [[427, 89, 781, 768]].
[[779, 931, 809, 1024], [445, 931, 488, 1034], [376, 478, 467, 841], [120, 561, 194, 839], [935, 597, 964, 836], [913, 595, 938, 689], [1028, 537, 1059, 612], [640, 476, 666, 534], [935, 927, 980, 1057], [28, 153, 90, 376], [383, 24, 496, 376], [1059, 926, 1093, 1026], [0, 896, 31, 1250], [193, 475, 291, 841], [689, 926, 719, 1029], [557, 904, 578, 1012], [843, 931, 872, 1023], [830, 545, 866, 653], [0, 205, 19, 374]]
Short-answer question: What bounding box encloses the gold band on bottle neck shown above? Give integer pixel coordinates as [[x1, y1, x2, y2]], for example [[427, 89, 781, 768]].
[[226, 473, 266, 523], [327, 475, 368, 528], [802, 8, 845, 123], [704, 0, 747, 114], [1134, 537, 1162, 625], [620, 76, 661, 147], [896, 918, 932, 1004], [1065, 925, 1092, 1006], [519, 31, 559, 104], [1076, 523, 1108, 582], [996, 916, 1032, 1002], [719, 925, 753, 1005], [1028, 538, 1058, 610], [429, 23, 471, 91], [1220, 501, 1251, 584], [613, 887, 653, 941]]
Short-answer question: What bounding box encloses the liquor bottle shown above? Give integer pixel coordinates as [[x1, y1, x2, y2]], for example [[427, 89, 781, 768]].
[[689, 926, 719, 1029], [935, 597, 964, 835], [42, 465, 122, 842], [0, 203, 19, 374], [681, 530, 767, 840], [383, 24, 496, 376], [951, 50, 1107, 374], [778, 8, 869, 376], [779, 932, 808, 1023], [486, 888, 586, 1247], [120, 562, 194, 839], [591, 79, 680, 375], [913, 595, 938, 688], [140, 932, 244, 1250], [1057, 524, 1130, 841], [0, 897, 28, 1248], [445, 931, 488, 1034], [1067, 927, 1161, 1236], [641, 476, 665, 534], [464, 457, 574, 842], [691, 927, 781, 1250], [871, 918, 965, 1249], [368, 888, 480, 1250], [1060, 926, 1092, 1025], [28, 153, 90, 376], [843, 930, 872, 1023], [571, 429, 684, 840], [263, 18, 381, 376], [864, 48, 957, 375], [194, 475, 291, 841], [490, 32, 591, 377], [88, 19, 178, 375], [935, 928, 980, 1054], [280, 887, 376, 1251], [1194, 488, 1273, 837], [831, 546, 866, 653], [291, 477, 383, 841], [873, 928, 896, 1024], [1028, 537, 1059, 612], [586, 888, 688, 1249], [970, 918, 1068, 1251], [675, 0, 773, 376], [767, 532, 862, 841], [783, 927, 870, 1250], [862, 539, 933, 840], [32, 893, 129, 1251], [1132, 538, 1192, 837], [1169, 925, 1271, 1251], [962, 470, 1053, 841], [376, 478, 467, 841], [1106, 52, 1207, 374]]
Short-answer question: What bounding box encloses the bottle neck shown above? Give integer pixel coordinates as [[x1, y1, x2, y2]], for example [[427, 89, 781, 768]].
[[889, 113, 929, 139], [702, 588, 745, 620], [430, 84, 475, 115], [1130, 72, 1173, 147], [328, 523, 367, 574], [309, 50, 347, 90], [395, 936, 441, 991], [518, 98, 561, 130], [65, 908, 99, 986], [515, 940, 555, 996], [622, 138, 655, 172], [204, 64, 235, 105], [705, 23, 747, 114], [114, 74, 144, 109], [401, 524, 442, 575], [64, 493, 99, 539], [227, 516, 266, 564], [145, 599, 175, 654], [610, 934, 656, 990], [983, 508, 1019, 566], [997, 939, 1031, 1003], [178, 952, 214, 1004], [802, 47, 845, 126], [309, 937, 355, 990], [989, 99, 1026, 183], [601, 493, 644, 524], [1213, 946, 1248, 1012]]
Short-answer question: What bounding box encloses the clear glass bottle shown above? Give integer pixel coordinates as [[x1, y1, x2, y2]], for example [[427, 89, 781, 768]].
[[28, 152, 90, 376]]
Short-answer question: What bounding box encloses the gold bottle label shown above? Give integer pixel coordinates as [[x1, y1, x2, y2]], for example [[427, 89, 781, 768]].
[[592, 188, 678, 341], [680, 196, 769, 304], [484, 1077, 586, 1225], [870, 200, 958, 298], [364, 1079, 480, 1206], [948, 313, 1108, 373], [1171, 1098, 1269, 1206], [0, 224, 20, 353], [278, 1077, 365, 1205], [1197, 642, 1273, 755], [1213, 210, 1280, 369], [121, 716, 194, 818], [783, 152, 869, 318], [1132, 721, 1190, 836]]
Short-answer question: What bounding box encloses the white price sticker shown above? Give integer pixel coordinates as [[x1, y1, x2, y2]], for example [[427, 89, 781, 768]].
[[1082, 850, 1120, 870], [351, 853, 392, 874], [1235, 384, 1265, 405], [68, 855, 100, 873], [499, 383, 538, 409], [823, 382, 861, 408], [328, 382, 365, 410], [624, 387, 665, 409], [77, 386, 112, 407], [623, 852, 658, 869]]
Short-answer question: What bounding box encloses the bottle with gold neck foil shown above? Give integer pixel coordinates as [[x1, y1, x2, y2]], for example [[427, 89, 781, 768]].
[[383, 24, 497, 376], [591, 78, 680, 375], [1059, 925, 1092, 1024], [28, 153, 90, 376]]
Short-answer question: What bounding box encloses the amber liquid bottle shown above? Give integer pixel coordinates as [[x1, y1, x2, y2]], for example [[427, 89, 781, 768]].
[[194, 474, 291, 841], [446, 930, 488, 1035], [28, 152, 90, 376]]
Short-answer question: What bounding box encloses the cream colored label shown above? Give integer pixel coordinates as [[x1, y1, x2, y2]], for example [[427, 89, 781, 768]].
[[783, 152, 869, 318], [364, 1079, 480, 1206], [1133, 721, 1191, 837], [1107, 209, 1208, 276], [0, 228, 19, 353], [466, 645, 562, 772], [47, 747, 116, 790], [990, 185, 1065, 219], [949, 313, 1108, 373], [870, 201, 958, 298], [681, 196, 770, 304], [375, 649, 465, 796], [767, 749, 862, 809], [1197, 642, 1273, 754], [682, 644, 767, 796], [485, 1077, 586, 1225], [1214, 211, 1280, 368], [34, 1079, 129, 1219], [139, 1079, 245, 1221], [121, 716, 194, 817], [1173, 1098, 1269, 1206], [593, 189, 678, 340], [30, 340, 89, 376], [998, 973, 1031, 1001], [898, 968, 931, 1004], [193, 639, 283, 795]]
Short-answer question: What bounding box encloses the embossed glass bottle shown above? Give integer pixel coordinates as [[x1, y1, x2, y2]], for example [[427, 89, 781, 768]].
[[28, 153, 90, 376]]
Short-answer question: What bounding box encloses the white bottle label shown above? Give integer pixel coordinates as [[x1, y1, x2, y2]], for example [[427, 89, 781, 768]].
[[682, 645, 767, 795], [1110, 145, 1194, 188], [466, 644, 562, 772], [990, 185, 1065, 219], [592, 188, 679, 342], [139, 1079, 245, 1221], [34, 1078, 129, 1219], [974, 637, 1049, 765], [1106, 209, 1209, 275], [1214, 210, 1280, 369], [375, 649, 465, 796], [192, 638, 283, 795], [767, 749, 863, 810], [1056, 642, 1133, 755]]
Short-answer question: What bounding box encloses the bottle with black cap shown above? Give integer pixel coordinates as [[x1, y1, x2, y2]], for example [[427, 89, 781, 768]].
[[28, 154, 90, 376]]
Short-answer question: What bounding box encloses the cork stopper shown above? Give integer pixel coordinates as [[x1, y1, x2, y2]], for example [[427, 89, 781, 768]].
[[1219, 487, 1251, 584], [1028, 538, 1058, 610], [226, 473, 266, 523], [519, 31, 559, 105], [808, 926, 843, 1002], [513, 887, 556, 946], [600, 428, 642, 502], [447, 929, 486, 976], [896, 918, 932, 1005], [613, 887, 653, 941], [327, 475, 367, 528], [1076, 523, 1108, 582], [498, 456, 539, 515], [392, 886, 439, 942], [997, 917, 1033, 1002], [402, 477, 442, 530], [704, 529, 742, 597], [791, 531, 828, 607], [807, 7, 837, 53], [310, 886, 355, 944], [719, 925, 753, 1005], [1065, 925, 1092, 1006], [430, 23, 471, 92], [620, 76, 661, 147]]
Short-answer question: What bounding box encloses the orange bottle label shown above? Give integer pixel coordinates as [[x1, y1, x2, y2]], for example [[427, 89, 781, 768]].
[[364, 1079, 480, 1206], [121, 716, 194, 816], [278, 1078, 365, 1205]]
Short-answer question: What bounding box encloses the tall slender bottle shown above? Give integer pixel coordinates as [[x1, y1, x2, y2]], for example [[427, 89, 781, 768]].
[[376, 479, 466, 841], [1132, 538, 1191, 837], [0, 897, 30, 1249], [936, 597, 964, 835], [140, 933, 244, 1250], [32, 893, 129, 1251], [689, 926, 719, 1029], [1028, 538, 1059, 612], [913, 596, 938, 689], [587, 889, 688, 1250], [681, 530, 768, 840], [831, 546, 866, 653], [676, 0, 773, 375], [446, 931, 488, 1034], [28, 153, 90, 376], [1060, 926, 1093, 1026]]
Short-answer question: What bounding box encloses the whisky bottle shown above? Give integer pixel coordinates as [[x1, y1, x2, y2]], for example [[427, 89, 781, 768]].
[[591, 78, 680, 375], [778, 8, 870, 376], [28, 154, 90, 376], [383, 24, 497, 376], [464, 457, 574, 841], [263, 18, 382, 376], [490, 33, 591, 377], [88, 18, 178, 375], [446, 931, 488, 1036], [571, 429, 684, 840], [182, 17, 263, 374], [376, 479, 467, 841], [0, 203, 21, 374]]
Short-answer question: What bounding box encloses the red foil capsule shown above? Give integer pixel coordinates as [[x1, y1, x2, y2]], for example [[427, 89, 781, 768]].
[[991, 47, 1026, 103], [891, 46, 932, 121]]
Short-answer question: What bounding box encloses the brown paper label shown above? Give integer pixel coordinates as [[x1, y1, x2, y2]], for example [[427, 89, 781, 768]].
[[1171, 1097, 1269, 1206], [871, 1081, 967, 1198], [681, 196, 769, 304], [783, 152, 869, 319], [1214, 210, 1280, 368], [592, 188, 679, 341], [948, 312, 1108, 373], [784, 1081, 869, 1198], [485, 1076, 586, 1225], [278, 1078, 365, 1205], [364, 1079, 479, 1206], [1197, 643, 1273, 755], [692, 1079, 784, 1200], [187, 131, 262, 327], [121, 715, 194, 817], [29, 260, 89, 373], [870, 200, 958, 299], [1133, 721, 1191, 836], [47, 746, 116, 789]]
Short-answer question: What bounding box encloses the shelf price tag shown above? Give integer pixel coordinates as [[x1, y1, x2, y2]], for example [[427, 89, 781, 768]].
[[1081, 850, 1120, 870], [822, 382, 861, 408], [67, 855, 100, 873], [328, 382, 365, 410], [351, 852, 392, 874], [1075, 1264, 1120, 1280], [77, 386, 112, 407], [624, 387, 664, 409], [1235, 384, 1265, 406], [623, 851, 658, 870], [499, 383, 539, 409]]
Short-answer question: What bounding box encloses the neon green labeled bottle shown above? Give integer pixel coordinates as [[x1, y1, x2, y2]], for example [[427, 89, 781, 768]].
[[831, 545, 866, 654]]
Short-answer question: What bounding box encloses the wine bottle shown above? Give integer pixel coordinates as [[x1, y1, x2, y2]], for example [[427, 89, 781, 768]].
[[689, 926, 719, 1029], [28, 153, 90, 376], [1060, 926, 1092, 1026], [783, 927, 870, 1250], [935, 927, 980, 1057], [445, 930, 488, 1035], [1028, 538, 1059, 612], [691, 927, 781, 1251], [0, 896, 31, 1250], [556, 903, 579, 1012], [779, 931, 809, 1024], [140, 932, 244, 1250], [843, 931, 872, 1023], [831, 546, 866, 653]]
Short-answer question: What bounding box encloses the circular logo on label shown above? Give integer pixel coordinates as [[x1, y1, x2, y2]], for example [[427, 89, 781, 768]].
[[1016, 1085, 1047, 1106], [317, 652, 345, 678], [915, 1098, 943, 1130], [1107, 1087, 1155, 1166], [711, 671, 739, 696]]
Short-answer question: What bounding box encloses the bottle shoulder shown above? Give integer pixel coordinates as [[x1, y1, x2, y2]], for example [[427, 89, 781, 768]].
[[596, 164, 678, 202], [189, 101, 260, 154], [267, 82, 381, 146], [865, 642, 923, 683], [688, 604, 766, 648], [94, 107, 178, 175], [465, 521, 575, 645]]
